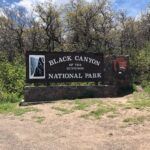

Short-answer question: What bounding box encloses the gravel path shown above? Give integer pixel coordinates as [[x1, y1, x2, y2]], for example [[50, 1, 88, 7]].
[[0, 96, 150, 150]]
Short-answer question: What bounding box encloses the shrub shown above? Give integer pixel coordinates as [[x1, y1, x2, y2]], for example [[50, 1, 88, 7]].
[[0, 54, 25, 103], [130, 44, 150, 84], [144, 84, 150, 93], [0, 92, 21, 103], [0, 58, 25, 95]]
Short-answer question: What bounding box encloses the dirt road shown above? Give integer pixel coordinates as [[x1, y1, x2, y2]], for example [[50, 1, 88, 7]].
[[0, 95, 150, 150]]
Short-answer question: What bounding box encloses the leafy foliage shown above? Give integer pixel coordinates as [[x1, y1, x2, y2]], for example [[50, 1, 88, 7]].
[[0, 55, 25, 103], [130, 44, 150, 85]]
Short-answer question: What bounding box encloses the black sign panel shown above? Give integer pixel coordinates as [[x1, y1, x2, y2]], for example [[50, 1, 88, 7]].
[[26, 52, 104, 83]]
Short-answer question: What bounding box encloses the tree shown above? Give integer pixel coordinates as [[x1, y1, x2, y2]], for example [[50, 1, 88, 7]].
[[140, 7, 150, 43], [3, 6, 28, 54], [24, 17, 46, 52], [65, 0, 115, 53], [0, 16, 17, 61], [35, 2, 62, 52]]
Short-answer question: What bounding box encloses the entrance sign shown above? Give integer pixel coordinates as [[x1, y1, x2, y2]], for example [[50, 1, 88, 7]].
[[26, 52, 104, 83]]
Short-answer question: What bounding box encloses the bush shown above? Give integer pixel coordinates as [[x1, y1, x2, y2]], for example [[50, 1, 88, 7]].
[[0, 54, 25, 103], [144, 84, 150, 94], [130, 44, 150, 84], [0, 58, 25, 95], [0, 92, 21, 103]]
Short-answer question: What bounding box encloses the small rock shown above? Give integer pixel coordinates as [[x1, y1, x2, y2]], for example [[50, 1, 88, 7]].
[[108, 133, 113, 136]]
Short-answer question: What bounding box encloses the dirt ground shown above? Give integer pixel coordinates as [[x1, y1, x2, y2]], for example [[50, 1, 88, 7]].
[[0, 95, 150, 150]]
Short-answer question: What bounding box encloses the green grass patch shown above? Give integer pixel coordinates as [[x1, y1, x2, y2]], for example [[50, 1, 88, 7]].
[[81, 103, 117, 119], [74, 99, 100, 110], [0, 103, 39, 116], [126, 92, 150, 110], [33, 116, 45, 124], [0, 92, 21, 103], [123, 116, 150, 125], [107, 114, 118, 118], [52, 100, 118, 119], [89, 106, 116, 119], [52, 106, 74, 115], [74, 100, 90, 110], [144, 85, 150, 93]]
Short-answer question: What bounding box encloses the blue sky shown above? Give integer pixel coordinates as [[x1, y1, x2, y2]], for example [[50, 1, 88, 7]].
[[1, 0, 149, 17], [113, 0, 149, 16]]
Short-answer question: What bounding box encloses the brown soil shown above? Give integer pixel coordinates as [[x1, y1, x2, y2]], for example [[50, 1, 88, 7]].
[[0, 95, 150, 150]]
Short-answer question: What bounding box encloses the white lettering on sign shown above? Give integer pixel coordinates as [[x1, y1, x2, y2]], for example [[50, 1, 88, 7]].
[[48, 56, 101, 67], [49, 56, 72, 66], [48, 73, 83, 79], [85, 73, 101, 79], [48, 73, 101, 79], [74, 56, 100, 66]]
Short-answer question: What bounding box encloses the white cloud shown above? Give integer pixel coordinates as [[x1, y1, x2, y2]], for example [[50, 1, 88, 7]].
[[15, 0, 47, 12], [0, 8, 7, 17], [12, 0, 71, 18], [15, 0, 94, 14], [15, 0, 68, 11]]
